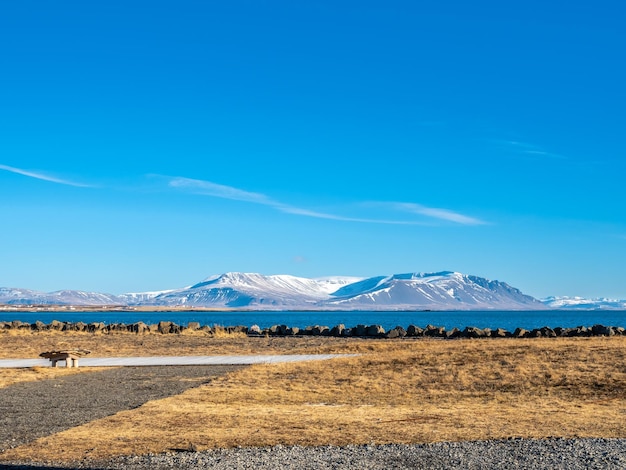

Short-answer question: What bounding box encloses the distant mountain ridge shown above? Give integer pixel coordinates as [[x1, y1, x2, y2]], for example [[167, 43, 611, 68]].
[[0, 271, 571, 310], [0, 287, 121, 306], [541, 296, 626, 310], [1, 272, 624, 310]]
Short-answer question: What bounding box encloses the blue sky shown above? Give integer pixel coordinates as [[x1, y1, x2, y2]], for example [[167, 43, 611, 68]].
[[1, 0, 625, 299]]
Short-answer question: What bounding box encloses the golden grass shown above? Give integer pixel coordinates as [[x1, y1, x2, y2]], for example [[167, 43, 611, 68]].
[[1, 336, 625, 463], [0, 329, 352, 359], [0, 367, 89, 388]]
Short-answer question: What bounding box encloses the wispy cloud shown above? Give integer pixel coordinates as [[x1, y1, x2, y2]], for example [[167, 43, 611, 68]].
[[167, 176, 414, 224], [168, 177, 273, 205], [0, 164, 93, 188], [165, 176, 485, 226], [389, 202, 486, 225], [491, 140, 566, 160]]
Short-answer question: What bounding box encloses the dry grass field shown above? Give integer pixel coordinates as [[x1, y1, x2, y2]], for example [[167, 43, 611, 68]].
[[1, 330, 625, 463]]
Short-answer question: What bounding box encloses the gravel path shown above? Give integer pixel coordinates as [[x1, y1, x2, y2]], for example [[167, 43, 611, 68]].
[[0, 365, 242, 452], [3, 439, 626, 469]]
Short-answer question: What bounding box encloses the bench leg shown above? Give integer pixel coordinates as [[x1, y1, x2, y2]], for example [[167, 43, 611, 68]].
[[65, 358, 72, 368], [51, 359, 58, 368]]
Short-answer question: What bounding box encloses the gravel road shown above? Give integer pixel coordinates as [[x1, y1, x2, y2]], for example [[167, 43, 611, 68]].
[[0, 365, 242, 452], [2, 439, 626, 469]]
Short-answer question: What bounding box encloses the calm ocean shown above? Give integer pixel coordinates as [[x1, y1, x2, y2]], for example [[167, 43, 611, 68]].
[[1, 310, 625, 331]]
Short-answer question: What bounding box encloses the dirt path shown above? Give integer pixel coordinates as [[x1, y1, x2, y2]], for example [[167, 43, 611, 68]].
[[0, 365, 242, 453]]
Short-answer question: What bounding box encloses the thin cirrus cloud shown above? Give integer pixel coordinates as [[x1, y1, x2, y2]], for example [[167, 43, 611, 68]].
[[0, 163, 93, 188], [166, 176, 485, 226], [167, 176, 409, 224], [387, 202, 486, 225], [493, 140, 567, 160]]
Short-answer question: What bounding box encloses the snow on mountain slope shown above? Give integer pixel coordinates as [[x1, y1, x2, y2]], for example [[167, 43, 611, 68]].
[[190, 272, 339, 297], [4, 271, 620, 310], [137, 271, 544, 310], [327, 272, 543, 310], [118, 290, 176, 304], [0, 287, 122, 306], [0, 287, 44, 305], [312, 276, 365, 294], [147, 272, 357, 308], [542, 296, 626, 310]]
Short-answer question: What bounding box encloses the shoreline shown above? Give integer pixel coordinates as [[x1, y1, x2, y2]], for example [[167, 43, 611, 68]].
[[1, 319, 624, 339], [3, 304, 617, 313]]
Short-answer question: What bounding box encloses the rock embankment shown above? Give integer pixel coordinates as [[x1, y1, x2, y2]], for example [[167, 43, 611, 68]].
[[1, 320, 624, 339]]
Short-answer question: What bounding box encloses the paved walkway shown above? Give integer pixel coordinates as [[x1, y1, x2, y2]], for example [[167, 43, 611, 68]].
[[0, 354, 357, 368]]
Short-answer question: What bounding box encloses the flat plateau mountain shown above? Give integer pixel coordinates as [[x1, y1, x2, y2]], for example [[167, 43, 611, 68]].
[[1, 270, 607, 310]]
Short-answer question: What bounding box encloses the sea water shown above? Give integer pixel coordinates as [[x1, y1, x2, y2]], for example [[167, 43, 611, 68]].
[[1, 310, 625, 331]]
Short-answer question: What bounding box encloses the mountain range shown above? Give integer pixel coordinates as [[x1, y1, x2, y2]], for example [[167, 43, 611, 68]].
[[2, 270, 622, 310]]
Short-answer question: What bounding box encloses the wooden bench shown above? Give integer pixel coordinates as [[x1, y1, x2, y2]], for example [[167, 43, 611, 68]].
[[39, 349, 91, 368]]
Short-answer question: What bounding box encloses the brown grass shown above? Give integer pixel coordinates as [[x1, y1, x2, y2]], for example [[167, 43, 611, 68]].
[[0, 367, 88, 388], [1, 335, 625, 463], [0, 329, 354, 359]]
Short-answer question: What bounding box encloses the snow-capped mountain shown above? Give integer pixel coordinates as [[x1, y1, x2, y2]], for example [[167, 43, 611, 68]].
[[117, 290, 176, 304], [0, 287, 122, 306], [2, 272, 623, 310], [143, 272, 363, 308], [325, 272, 543, 310], [542, 296, 626, 310]]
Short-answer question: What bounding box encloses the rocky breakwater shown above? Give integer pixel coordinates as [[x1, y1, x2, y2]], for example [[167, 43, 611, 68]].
[[0, 320, 624, 339]]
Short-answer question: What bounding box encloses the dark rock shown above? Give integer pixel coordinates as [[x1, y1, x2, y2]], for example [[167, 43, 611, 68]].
[[330, 324, 346, 337], [385, 326, 406, 339], [269, 324, 290, 335], [383, 326, 404, 339], [310, 325, 330, 336], [513, 327, 528, 338], [592, 324, 614, 336], [406, 325, 424, 337], [568, 326, 586, 337], [424, 325, 446, 337], [539, 326, 556, 337], [446, 327, 461, 339], [491, 328, 511, 338], [31, 320, 47, 331], [366, 324, 385, 337], [352, 324, 367, 337], [462, 326, 487, 338]]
